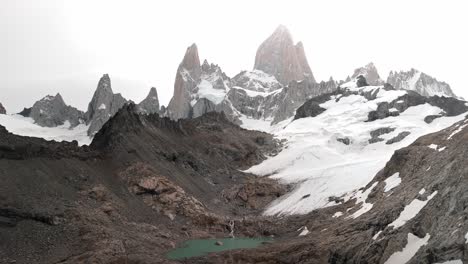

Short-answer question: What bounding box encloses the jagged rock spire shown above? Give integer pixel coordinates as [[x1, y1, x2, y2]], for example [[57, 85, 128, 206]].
[[138, 87, 160, 114], [167, 43, 202, 120], [0, 102, 6, 114], [254, 25, 315, 85], [351, 62, 384, 86], [85, 74, 127, 136]]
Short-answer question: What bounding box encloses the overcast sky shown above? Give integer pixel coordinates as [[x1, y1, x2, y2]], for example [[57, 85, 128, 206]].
[[1, 0, 467, 113]]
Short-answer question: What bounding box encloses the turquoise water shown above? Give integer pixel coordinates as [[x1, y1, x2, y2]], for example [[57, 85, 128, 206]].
[[166, 237, 272, 260]]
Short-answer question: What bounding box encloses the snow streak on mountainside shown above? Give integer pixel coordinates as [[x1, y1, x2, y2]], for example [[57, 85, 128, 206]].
[[244, 80, 467, 216], [0, 114, 91, 145]]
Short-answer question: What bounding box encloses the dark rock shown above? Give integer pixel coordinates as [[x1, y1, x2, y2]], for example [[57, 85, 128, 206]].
[[356, 75, 369, 88], [424, 115, 443, 124], [0, 102, 6, 114], [369, 127, 396, 144], [137, 87, 160, 114], [386, 131, 411, 144], [18, 107, 32, 117], [337, 137, 351, 145]]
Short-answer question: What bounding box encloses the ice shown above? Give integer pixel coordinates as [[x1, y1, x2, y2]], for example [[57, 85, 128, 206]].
[[195, 80, 226, 105], [384, 172, 401, 192], [389, 191, 437, 229], [231, 86, 282, 98], [0, 114, 91, 146], [243, 86, 466, 216], [384, 233, 430, 264]]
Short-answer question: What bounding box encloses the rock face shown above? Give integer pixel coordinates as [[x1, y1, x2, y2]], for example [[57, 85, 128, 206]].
[[137, 87, 160, 114], [166, 43, 201, 120], [85, 74, 127, 136], [0, 102, 5, 114], [254, 25, 316, 85], [387, 68, 457, 97], [351, 62, 384, 86], [29, 93, 84, 127]]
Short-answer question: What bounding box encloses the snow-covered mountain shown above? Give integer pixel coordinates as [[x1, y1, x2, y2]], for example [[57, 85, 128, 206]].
[[387, 68, 457, 98], [351, 62, 384, 86], [243, 78, 467, 216]]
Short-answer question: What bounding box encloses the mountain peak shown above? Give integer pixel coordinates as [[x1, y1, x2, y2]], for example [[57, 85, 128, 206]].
[[351, 62, 383, 86], [180, 43, 201, 77], [254, 26, 315, 85]]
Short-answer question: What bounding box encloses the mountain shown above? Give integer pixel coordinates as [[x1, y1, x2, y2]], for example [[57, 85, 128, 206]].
[[254, 25, 316, 85], [137, 87, 160, 114], [165, 26, 334, 126], [85, 74, 128, 136], [194, 114, 468, 263], [387, 68, 457, 98], [351, 62, 384, 86], [245, 76, 467, 215], [27, 93, 85, 127], [0, 102, 5, 114]]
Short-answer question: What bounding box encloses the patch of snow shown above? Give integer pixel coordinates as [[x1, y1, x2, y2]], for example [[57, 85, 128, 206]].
[[438, 146, 447, 152], [465, 232, 468, 243], [348, 182, 378, 219], [298, 226, 309, 236], [384, 233, 430, 264], [384, 173, 401, 192], [389, 108, 399, 112], [428, 144, 438, 150], [418, 188, 426, 195], [389, 191, 438, 229], [332, 212, 343, 218], [232, 86, 282, 98], [447, 123, 467, 140], [373, 231, 382, 240], [195, 80, 226, 105], [426, 166, 431, 171], [98, 103, 106, 110], [0, 114, 91, 146]]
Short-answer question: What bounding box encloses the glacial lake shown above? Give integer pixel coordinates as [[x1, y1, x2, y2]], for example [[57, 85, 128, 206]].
[[166, 237, 272, 260]]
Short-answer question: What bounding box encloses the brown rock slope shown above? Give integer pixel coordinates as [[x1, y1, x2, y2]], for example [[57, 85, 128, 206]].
[[0, 104, 285, 264]]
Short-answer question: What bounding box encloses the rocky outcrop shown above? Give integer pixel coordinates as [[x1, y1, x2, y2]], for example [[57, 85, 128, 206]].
[[0, 102, 5, 114], [387, 68, 457, 97], [293, 93, 331, 120], [166, 43, 201, 120], [254, 25, 315, 85], [351, 62, 384, 86], [18, 107, 31, 117], [137, 87, 160, 114], [85, 74, 127, 136], [272, 78, 337, 124], [367, 91, 468, 121], [29, 93, 84, 127], [192, 98, 216, 118]]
